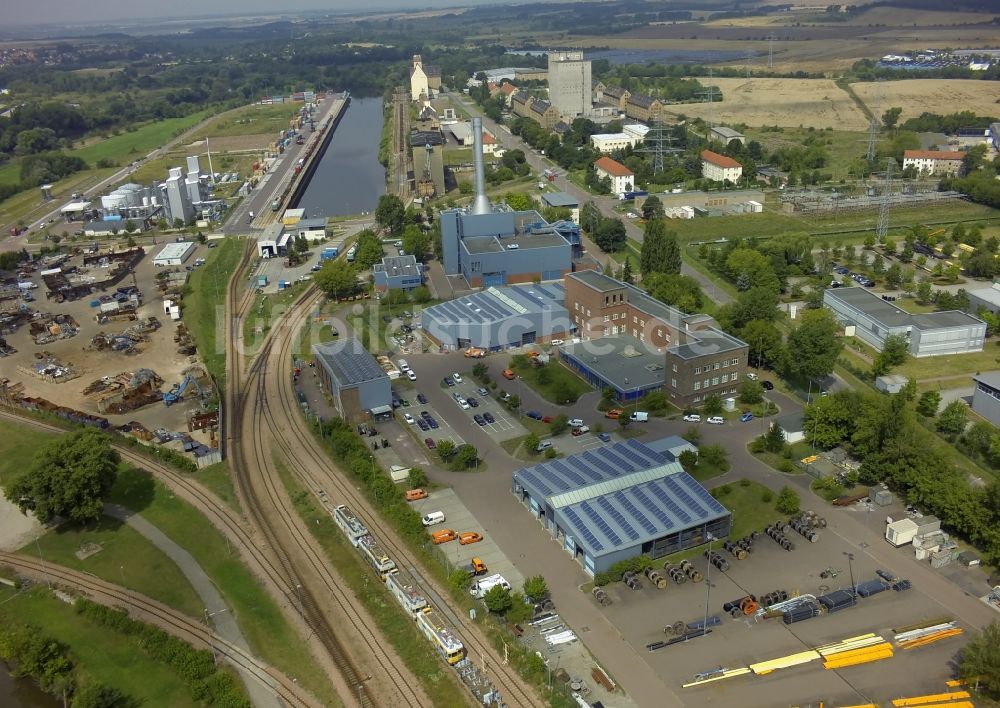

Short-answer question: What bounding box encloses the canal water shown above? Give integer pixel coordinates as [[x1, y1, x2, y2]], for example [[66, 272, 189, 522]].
[[0, 663, 59, 708], [295, 96, 387, 219]]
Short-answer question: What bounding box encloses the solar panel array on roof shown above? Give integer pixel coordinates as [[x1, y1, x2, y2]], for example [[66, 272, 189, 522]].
[[422, 282, 565, 326], [563, 507, 604, 551], [516, 439, 666, 496]]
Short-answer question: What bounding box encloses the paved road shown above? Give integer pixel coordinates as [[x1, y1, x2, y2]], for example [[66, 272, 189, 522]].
[[104, 503, 282, 708], [453, 97, 732, 306]]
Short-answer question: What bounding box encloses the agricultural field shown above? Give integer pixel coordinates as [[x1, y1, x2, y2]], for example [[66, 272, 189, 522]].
[[852, 80, 1000, 123], [667, 79, 868, 131]]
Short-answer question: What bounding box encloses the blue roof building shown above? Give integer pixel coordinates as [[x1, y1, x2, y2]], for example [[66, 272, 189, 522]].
[[512, 438, 731, 576], [312, 339, 391, 421], [421, 282, 573, 350], [373, 255, 424, 292]]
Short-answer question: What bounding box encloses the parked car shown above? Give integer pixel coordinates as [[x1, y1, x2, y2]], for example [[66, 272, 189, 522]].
[[417, 419, 429, 431], [571, 425, 590, 436], [477, 387, 490, 397], [605, 408, 624, 419], [452, 373, 463, 384], [746, 372, 759, 381], [597, 432, 611, 442], [682, 414, 701, 423], [422, 511, 445, 526], [707, 416, 725, 425], [427, 418, 439, 429], [417, 393, 428, 404], [536, 441, 553, 452], [432, 529, 457, 544], [420, 410, 432, 419], [425, 438, 436, 449], [403, 413, 416, 425], [405, 489, 427, 501], [483, 412, 495, 424], [762, 381, 774, 391], [466, 397, 479, 408], [459, 532, 483, 545], [444, 377, 455, 387], [568, 418, 584, 428], [740, 412, 754, 422], [502, 369, 516, 380], [550, 339, 564, 346], [527, 411, 543, 420], [406, 370, 417, 381]]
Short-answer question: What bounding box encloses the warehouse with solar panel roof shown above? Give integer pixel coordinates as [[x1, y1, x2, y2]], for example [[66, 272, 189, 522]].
[[512, 437, 731, 575]]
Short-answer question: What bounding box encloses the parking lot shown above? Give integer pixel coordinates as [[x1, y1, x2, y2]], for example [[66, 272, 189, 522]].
[[410, 489, 524, 590], [595, 521, 966, 706], [436, 378, 529, 443]]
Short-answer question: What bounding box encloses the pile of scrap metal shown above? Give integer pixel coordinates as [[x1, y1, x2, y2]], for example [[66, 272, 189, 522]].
[[30, 314, 79, 345], [0, 336, 16, 357]]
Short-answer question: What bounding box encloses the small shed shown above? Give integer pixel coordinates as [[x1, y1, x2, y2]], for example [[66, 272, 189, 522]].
[[774, 412, 805, 443], [957, 551, 981, 567], [876, 374, 910, 394], [869, 485, 893, 507]]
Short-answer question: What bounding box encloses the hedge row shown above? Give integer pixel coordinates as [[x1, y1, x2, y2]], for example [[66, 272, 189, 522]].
[[75, 599, 250, 707]]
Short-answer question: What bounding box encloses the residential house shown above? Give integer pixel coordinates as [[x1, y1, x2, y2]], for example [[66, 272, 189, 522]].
[[701, 150, 743, 183], [902, 150, 965, 176], [529, 99, 561, 130], [594, 156, 634, 195], [625, 93, 663, 123]]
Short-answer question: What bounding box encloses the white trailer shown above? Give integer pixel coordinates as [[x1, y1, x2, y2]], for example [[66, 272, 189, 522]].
[[885, 518, 919, 547], [469, 573, 510, 599]]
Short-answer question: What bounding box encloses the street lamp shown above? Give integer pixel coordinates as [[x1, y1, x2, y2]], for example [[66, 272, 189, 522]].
[[703, 532, 716, 635], [843, 552, 856, 604]]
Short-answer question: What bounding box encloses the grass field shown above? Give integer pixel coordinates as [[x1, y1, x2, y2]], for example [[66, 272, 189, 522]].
[[896, 343, 1000, 382], [0, 587, 201, 708], [108, 464, 338, 704], [276, 459, 463, 707], [0, 421, 52, 484], [184, 238, 246, 389], [509, 358, 592, 405], [711, 479, 782, 540], [243, 280, 310, 356], [189, 461, 241, 513], [742, 127, 867, 181], [189, 103, 301, 141], [22, 514, 204, 619]]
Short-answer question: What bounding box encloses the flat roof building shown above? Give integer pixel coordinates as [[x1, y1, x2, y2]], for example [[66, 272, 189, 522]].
[[512, 438, 731, 576], [312, 339, 391, 422], [294, 218, 328, 242], [824, 286, 986, 357], [422, 282, 572, 351], [152, 242, 195, 267], [710, 126, 746, 146], [257, 223, 284, 259], [540, 192, 580, 224], [972, 372, 1000, 427], [373, 255, 424, 293], [563, 270, 748, 406], [439, 208, 574, 288]]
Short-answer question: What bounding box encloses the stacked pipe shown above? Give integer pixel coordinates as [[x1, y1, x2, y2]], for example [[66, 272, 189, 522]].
[[782, 599, 821, 624], [679, 559, 703, 582], [723, 595, 759, 617], [622, 570, 642, 590], [592, 586, 612, 606], [705, 550, 730, 572], [723, 540, 748, 560], [765, 522, 796, 551], [789, 515, 820, 542], [644, 567, 668, 589], [663, 562, 687, 584], [759, 589, 789, 607]]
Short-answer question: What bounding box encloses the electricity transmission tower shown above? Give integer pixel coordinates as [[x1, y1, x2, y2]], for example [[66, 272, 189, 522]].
[[744, 50, 755, 78], [875, 159, 894, 244], [697, 68, 720, 128], [639, 122, 682, 174], [768, 33, 776, 69]]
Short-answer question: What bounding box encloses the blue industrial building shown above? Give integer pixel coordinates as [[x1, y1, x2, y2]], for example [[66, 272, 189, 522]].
[[312, 339, 391, 422], [421, 282, 573, 351], [373, 255, 424, 293], [512, 438, 732, 576], [439, 207, 579, 287]]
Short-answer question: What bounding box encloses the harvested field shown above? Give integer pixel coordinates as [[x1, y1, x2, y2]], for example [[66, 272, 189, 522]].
[[182, 134, 273, 152], [668, 78, 868, 130], [853, 80, 1000, 123]]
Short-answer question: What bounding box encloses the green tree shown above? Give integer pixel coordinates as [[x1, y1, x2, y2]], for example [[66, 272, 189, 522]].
[[505, 192, 534, 211], [505, 592, 534, 624], [524, 432, 541, 455], [937, 400, 968, 438], [483, 584, 513, 613], [353, 230, 385, 269], [550, 415, 569, 436], [739, 379, 764, 404], [641, 194, 665, 221], [407, 466, 428, 489], [699, 444, 729, 471], [410, 286, 431, 304], [0, 250, 27, 271], [882, 107, 903, 130], [640, 220, 681, 275], [594, 218, 626, 252], [123, 219, 136, 234], [786, 309, 843, 380], [644, 273, 703, 313], [740, 319, 786, 370], [72, 682, 135, 708], [580, 201, 602, 234], [436, 439, 456, 461], [916, 279, 933, 305], [872, 333, 909, 376], [375, 194, 405, 236], [523, 575, 549, 602], [725, 248, 780, 292], [775, 486, 801, 514], [450, 444, 479, 470], [401, 225, 430, 262], [5, 429, 119, 524], [703, 394, 724, 416], [385, 288, 409, 307], [958, 622, 1000, 698], [448, 568, 472, 593], [916, 390, 941, 417], [314, 259, 357, 299], [621, 258, 633, 284], [678, 449, 698, 470], [764, 424, 786, 454]]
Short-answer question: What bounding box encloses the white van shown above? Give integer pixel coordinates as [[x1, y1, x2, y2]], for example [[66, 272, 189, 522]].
[[469, 573, 511, 598], [746, 372, 759, 381], [397, 359, 410, 372], [630, 411, 649, 422], [422, 511, 445, 527]]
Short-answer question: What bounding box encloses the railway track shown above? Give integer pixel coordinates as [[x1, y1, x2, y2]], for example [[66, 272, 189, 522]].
[[258, 292, 545, 708], [226, 252, 427, 706], [0, 553, 320, 708]]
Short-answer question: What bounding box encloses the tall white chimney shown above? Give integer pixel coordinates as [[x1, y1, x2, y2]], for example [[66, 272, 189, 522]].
[[471, 117, 492, 215]]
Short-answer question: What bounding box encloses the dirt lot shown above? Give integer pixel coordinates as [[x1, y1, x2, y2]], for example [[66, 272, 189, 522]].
[[667, 78, 869, 130], [181, 134, 274, 153], [597, 521, 972, 707], [3, 244, 218, 445], [852, 79, 1000, 123]]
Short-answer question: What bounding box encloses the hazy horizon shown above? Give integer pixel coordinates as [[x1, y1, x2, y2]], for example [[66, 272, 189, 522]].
[[5, 0, 497, 28]]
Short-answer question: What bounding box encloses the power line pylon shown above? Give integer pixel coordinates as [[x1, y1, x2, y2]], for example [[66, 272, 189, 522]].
[[876, 159, 894, 244]]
